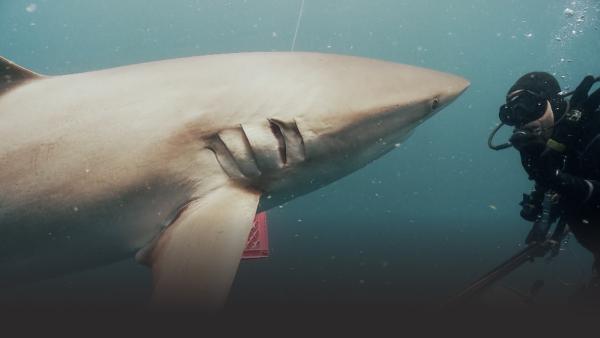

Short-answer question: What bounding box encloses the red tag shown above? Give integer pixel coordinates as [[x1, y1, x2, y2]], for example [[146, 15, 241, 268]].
[[241, 212, 270, 259]]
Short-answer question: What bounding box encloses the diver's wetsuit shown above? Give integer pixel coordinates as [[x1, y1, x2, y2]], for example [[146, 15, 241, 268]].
[[528, 107, 600, 272]]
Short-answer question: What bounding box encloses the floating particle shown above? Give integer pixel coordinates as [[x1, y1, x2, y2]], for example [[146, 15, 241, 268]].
[[524, 33, 534, 38], [26, 3, 37, 13], [564, 8, 575, 17], [271, 31, 277, 38], [488, 204, 497, 210]]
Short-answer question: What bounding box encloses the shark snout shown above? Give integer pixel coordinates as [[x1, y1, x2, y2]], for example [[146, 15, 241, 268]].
[[288, 71, 470, 187]]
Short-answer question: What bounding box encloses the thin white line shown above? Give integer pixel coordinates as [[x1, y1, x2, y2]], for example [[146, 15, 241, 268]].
[[291, 0, 305, 51]]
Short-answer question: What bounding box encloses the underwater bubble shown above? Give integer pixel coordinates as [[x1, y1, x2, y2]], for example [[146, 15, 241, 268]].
[[25, 3, 37, 13], [564, 8, 575, 17]]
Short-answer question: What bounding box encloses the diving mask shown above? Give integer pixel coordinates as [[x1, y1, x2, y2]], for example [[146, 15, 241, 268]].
[[499, 90, 548, 127]]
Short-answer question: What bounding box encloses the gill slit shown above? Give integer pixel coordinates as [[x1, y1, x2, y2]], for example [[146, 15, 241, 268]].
[[268, 119, 288, 165]]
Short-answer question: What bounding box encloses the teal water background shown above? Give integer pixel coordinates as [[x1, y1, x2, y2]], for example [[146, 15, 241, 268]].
[[1, 0, 599, 307]]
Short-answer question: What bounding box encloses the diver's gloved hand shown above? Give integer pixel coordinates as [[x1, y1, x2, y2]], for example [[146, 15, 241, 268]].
[[519, 193, 542, 222], [519, 186, 546, 221], [526, 147, 565, 186]]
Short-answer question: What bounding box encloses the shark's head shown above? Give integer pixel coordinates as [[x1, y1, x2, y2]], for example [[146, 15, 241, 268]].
[[202, 53, 469, 209]]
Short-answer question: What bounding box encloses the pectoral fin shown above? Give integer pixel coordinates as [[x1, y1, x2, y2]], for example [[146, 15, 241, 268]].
[[149, 183, 261, 309]]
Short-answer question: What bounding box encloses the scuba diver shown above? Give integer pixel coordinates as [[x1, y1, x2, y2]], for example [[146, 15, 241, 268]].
[[488, 72, 600, 306]]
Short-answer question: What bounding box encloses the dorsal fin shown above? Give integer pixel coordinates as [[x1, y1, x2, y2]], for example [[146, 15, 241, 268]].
[[1, 56, 44, 93]]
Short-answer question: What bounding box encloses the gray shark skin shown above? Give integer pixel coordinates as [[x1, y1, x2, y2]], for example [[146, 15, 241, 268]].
[[0, 52, 469, 308]]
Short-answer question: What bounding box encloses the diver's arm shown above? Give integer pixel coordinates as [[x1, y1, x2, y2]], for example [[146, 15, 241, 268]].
[[551, 172, 599, 206], [544, 138, 600, 207]]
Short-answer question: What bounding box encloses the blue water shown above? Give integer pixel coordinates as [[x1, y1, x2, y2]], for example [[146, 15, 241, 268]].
[[1, 0, 599, 307]]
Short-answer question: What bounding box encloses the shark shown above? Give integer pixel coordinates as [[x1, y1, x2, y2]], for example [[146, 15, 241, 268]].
[[0, 52, 469, 308]]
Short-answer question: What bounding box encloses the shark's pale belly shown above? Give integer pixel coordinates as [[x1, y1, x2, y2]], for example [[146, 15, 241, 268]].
[[0, 178, 193, 285]]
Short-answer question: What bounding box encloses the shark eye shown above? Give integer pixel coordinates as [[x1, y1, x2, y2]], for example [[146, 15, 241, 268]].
[[431, 97, 440, 111]]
